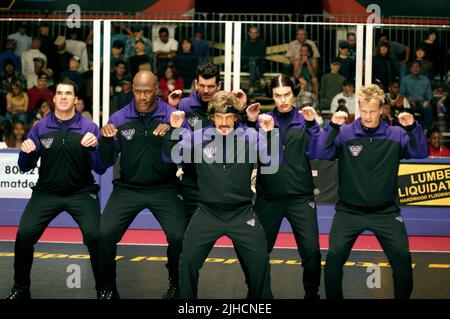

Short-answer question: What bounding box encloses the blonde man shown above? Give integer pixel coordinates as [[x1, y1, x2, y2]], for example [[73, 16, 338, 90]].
[[316, 84, 428, 299]]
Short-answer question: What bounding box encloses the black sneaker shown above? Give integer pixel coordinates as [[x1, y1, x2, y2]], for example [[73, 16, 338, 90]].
[[98, 288, 120, 299], [162, 278, 179, 299], [5, 289, 31, 300]]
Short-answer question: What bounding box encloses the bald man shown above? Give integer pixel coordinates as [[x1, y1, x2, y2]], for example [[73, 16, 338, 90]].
[[97, 71, 186, 299]]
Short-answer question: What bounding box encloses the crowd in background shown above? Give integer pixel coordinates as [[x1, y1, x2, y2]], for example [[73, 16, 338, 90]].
[[1, 22, 450, 157]]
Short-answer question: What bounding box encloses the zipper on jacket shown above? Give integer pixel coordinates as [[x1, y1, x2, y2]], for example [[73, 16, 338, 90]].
[[62, 129, 70, 145]]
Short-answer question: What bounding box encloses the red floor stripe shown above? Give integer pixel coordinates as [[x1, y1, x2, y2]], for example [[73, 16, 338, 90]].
[[1, 226, 450, 252]]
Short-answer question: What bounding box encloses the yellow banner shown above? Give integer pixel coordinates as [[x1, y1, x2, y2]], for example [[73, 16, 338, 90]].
[[398, 164, 450, 206]]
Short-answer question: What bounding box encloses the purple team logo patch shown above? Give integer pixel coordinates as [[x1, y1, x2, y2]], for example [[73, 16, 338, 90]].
[[348, 145, 363, 157], [121, 129, 136, 141], [40, 138, 53, 149]]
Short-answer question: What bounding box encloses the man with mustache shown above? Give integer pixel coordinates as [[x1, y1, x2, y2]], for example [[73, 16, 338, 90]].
[[165, 91, 275, 299], [169, 63, 247, 222]]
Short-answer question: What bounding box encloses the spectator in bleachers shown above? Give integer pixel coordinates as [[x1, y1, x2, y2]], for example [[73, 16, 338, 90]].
[[37, 23, 53, 59], [27, 73, 53, 113], [419, 29, 441, 79], [153, 27, 179, 78], [66, 29, 89, 73], [110, 78, 133, 114], [191, 25, 210, 64], [378, 33, 411, 80], [319, 60, 345, 109], [60, 56, 84, 95], [294, 43, 318, 97], [26, 57, 53, 90], [330, 79, 356, 121], [7, 22, 32, 57], [6, 82, 28, 123], [0, 119, 11, 142], [385, 80, 411, 117], [75, 98, 92, 120], [51, 36, 73, 81], [81, 61, 93, 104], [0, 39, 21, 72], [125, 24, 152, 58], [334, 40, 356, 82], [414, 46, 434, 83], [286, 27, 320, 77], [381, 102, 397, 126], [241, 26, 266, 95], [111, 40, 127, 72], [347, 32, 357, 61], [1, 59, 27, 93], [5, 121, 26, 148], [175, 38, 198, 91], [400, 60, 433, 129], [111, 23, 132, 48], [129, 39, 152, 77], [22, 36, 46, 81], [110, 60, 130, 96], [436, 69, 450, 119], [296, 75, 318, 110], [372, 41, 395, 92], [34, 99, 51, 121], [159, 65, 183, 103], [1, 59, 27, 119], [427, 127, 450, 157]]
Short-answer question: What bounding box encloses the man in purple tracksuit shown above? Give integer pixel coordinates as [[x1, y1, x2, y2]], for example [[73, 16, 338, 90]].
[[6, 79, 106, 299], [243, 74, 322, 299], [315, 84, 428, 299], [96, 71, 186, 299]]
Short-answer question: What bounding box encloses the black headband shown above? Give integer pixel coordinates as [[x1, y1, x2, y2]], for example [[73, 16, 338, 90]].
[[208, 105, 241, 115]]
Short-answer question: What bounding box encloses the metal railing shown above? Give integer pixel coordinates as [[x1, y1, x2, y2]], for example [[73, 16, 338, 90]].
[[1, 17, 450, 132]]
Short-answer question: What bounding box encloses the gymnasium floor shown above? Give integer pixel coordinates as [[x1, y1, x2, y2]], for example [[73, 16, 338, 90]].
[[0, 227, 449, 299]]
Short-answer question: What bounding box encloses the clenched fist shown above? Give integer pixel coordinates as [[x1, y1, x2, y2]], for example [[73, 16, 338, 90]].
[[168, 89, 183, 108], [101, 124, 118, 138], [299, 106, 316, 121], [398, 112, 415, 127], [246, 103, 261, 122], [153, 123, 170, 136], [258, 114, 274, 132], [331, 111, 348, 126], [232, 89, 247, 107], [21, 139, 36, 154], [81, 132, 98, 148], [170, 111, 185, 128]]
